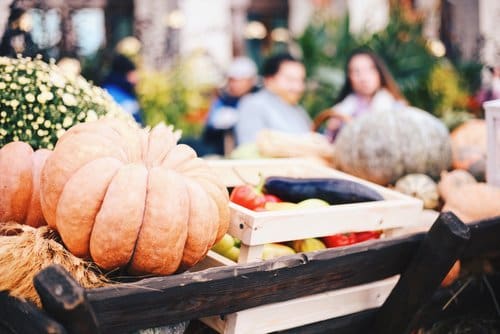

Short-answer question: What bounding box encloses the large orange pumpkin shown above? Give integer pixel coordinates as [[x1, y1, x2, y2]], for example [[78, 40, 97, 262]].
[[40, 119, 230, 275], [0, 142, 51, 227]]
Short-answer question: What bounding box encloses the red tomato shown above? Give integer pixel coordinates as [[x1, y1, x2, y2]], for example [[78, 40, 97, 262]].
[[230, 185, 266, 210], [354, 231, 382, 243], [263, 194, 282, 203], [323, 233, 357, 248]]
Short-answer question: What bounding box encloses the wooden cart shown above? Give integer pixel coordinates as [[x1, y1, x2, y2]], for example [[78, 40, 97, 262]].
[[2, 213, 500, 334]]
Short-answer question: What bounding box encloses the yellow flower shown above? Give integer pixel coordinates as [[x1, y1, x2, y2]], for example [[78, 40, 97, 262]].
[[62, 93, 77, 106], [50, 72, 66, 88], [10, 100, 19, 108], [37, 91, 53, 103], [86, 109, 98, 122], [26, 93, 35, 102], [0, 82, 6, 89], [62, 116, 73, 127], [18, 76, 29, 85]]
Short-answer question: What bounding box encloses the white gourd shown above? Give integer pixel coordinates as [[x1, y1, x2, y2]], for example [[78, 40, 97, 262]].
[[395, 173, 439, 209]]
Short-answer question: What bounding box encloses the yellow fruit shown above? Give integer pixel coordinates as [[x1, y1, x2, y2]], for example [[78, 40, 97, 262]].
[[292, 238, 326, 253], [264, 202, 298, 211], [262, 243, 296, 260], [296, 198, 330, 209]]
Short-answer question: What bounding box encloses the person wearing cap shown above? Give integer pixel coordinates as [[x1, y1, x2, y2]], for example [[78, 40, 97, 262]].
[[235, 53, 311, 145], [200, 56, 259, 156], [102, 54, 143, 125]]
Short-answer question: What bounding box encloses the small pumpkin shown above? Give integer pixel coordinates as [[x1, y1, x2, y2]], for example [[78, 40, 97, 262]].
[[0, 142, 51, 227], [394, 173, 439, 209], [450, 119, 486, 181], [437, 170, 477, 201], [438, 170, 500, 223], [40, 119, 230, 275], [334, 107, 452, 185]]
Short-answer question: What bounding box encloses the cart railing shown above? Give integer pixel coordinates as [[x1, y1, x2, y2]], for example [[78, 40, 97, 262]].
[[2, 212, 500, 334]]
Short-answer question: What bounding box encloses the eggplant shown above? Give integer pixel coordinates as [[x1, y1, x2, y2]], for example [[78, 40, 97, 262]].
[[263, 177, 384, 205]]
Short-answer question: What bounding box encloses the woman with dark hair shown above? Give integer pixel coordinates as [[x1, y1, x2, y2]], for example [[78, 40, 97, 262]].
[[316, 49, 406, 141]]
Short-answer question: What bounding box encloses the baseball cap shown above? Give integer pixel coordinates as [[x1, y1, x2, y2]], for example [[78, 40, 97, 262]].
[[227, 57, 257, 79]]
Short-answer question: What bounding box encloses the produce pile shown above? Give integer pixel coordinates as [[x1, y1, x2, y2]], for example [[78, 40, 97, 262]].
[[211, 176, 386, 261]]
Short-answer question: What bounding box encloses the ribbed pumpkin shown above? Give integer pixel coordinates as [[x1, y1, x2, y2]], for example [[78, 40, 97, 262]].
[[40, 119, 230, 275], [450, 119, 486, 181], [394, 173, 439, 209], [0, 142, 51, 227], [334, 107, 452, 185]]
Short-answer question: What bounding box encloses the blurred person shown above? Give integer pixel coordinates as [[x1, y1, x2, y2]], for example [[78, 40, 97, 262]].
[[102, 54, 143, 125], [315, 49, 406, 141], [201, 56, 258, 156], [0, 4, 38, 57], [235, 53, 311, 145]]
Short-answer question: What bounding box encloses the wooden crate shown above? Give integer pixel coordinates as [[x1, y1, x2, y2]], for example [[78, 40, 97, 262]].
[[199, 159, 423, 333], [207, 158, 424, 262], [193, 251, 399, 334], [485, 100, 500, 186]]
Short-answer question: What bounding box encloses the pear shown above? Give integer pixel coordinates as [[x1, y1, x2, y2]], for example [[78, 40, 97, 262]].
[[262, 243, 296, 260]]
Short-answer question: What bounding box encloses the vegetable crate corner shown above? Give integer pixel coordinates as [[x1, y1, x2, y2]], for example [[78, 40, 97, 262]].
[[200, 158, 424, 334]]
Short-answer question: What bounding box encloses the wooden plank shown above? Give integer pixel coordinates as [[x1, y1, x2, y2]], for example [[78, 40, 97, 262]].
[[275, 308, 378, 334], [33, 265, 100, 334], [203, 276, 398, 334], [0, 291, 67, 334], [228, 200, 421, 246], [80, 234, 423, 333], [463, 215, 500, 259], [485, 101, 500, 186], [373, 212, 471, 334]]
